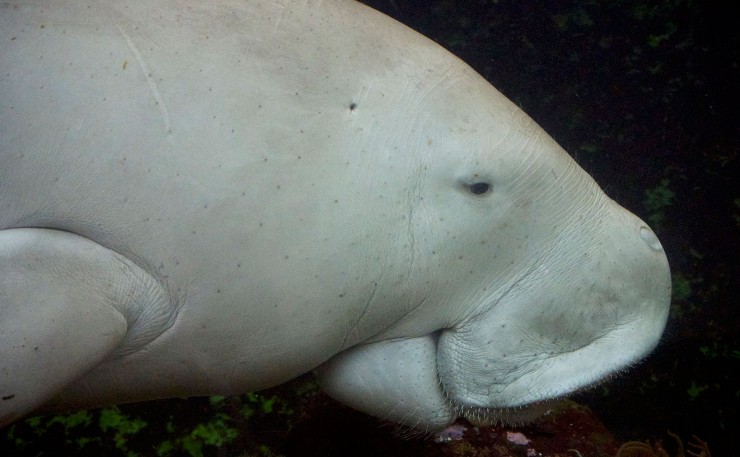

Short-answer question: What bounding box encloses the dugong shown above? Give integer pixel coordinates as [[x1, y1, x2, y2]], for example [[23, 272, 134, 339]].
[[0, 0, 671, 430]]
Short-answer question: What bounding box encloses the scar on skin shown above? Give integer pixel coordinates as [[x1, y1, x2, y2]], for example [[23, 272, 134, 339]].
[[118, 26, 173, 143]]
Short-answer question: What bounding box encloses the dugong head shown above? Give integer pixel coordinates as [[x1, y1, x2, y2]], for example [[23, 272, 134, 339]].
[[316, 31, 671, 429]]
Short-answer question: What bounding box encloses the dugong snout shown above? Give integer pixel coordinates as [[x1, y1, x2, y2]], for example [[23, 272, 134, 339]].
[[435, 202, 671, 423]]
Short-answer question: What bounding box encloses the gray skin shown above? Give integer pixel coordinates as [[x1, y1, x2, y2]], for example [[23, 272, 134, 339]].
[[0, 0, 671, 430]]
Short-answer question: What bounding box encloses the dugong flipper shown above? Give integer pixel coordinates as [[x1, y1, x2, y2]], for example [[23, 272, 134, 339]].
[[0, 229, 174, 424]]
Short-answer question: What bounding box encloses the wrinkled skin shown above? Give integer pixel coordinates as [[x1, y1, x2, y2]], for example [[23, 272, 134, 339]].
[[0, 0, 671, 429]]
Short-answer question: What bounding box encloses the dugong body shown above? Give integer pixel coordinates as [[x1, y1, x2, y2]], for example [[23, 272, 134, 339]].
[[0, 0, 670, 429]]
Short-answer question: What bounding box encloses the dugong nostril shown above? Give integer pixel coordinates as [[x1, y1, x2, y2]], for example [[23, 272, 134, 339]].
[[639, 226, 663, 251]]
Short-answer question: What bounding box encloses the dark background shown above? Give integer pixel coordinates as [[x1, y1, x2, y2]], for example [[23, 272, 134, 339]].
[[2, 1, 737, 456]]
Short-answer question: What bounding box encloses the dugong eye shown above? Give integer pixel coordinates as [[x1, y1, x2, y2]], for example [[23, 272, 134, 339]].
[[469, 182, 491, 195]]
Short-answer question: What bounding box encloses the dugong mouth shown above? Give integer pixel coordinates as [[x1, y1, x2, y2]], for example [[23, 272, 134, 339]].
[[318, 333, 575, 430], [435, 308, 669, 427], [436, 341, 593, 426], [451, 398, 563, 427]]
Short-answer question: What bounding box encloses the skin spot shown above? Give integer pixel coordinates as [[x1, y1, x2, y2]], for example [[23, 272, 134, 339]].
[[349, 102, 357, 111]]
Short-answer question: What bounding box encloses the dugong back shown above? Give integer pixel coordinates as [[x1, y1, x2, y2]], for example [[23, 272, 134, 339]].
[[0, 0, 453, 424]]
